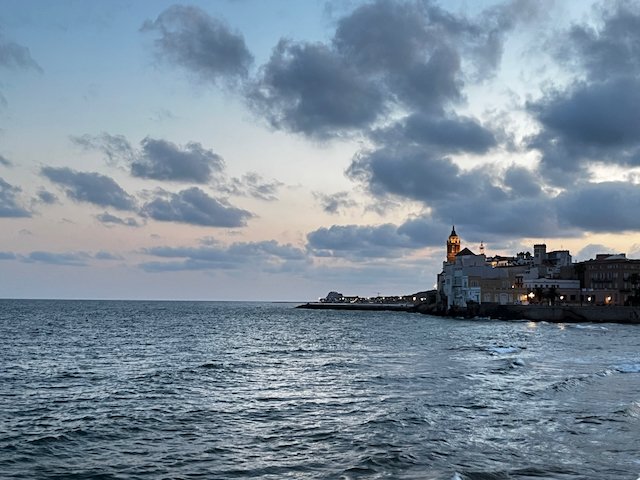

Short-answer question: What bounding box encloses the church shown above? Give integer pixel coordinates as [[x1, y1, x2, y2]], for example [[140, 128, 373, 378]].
[[437, 226, 580, 309]]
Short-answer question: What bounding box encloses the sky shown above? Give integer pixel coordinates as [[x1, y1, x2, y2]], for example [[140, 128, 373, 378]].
[[2, 0, 640, 301]]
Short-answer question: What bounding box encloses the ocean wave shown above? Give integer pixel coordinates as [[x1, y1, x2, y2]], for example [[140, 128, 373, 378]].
[[615, 363, 640, 373]]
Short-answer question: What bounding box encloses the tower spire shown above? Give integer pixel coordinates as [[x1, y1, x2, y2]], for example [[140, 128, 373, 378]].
[[446, 226, 461, 263]]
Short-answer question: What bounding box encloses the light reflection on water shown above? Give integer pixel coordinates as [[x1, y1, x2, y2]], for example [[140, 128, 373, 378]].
[[0, 299, 639, 479]]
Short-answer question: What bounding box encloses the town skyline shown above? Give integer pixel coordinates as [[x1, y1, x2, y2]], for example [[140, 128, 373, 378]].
[[2, 0, 640, 300]]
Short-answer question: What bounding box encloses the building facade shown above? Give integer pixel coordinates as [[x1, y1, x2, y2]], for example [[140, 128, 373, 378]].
[[577, 254, 640, 305]]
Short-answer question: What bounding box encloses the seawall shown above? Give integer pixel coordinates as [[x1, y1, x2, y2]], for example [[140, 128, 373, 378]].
[[437, 303, 640, 324]]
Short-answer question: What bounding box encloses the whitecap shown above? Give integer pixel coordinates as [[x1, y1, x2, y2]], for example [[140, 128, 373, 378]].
[[488, 346, 519, 355], [573, 324, 608, 331], [616, 363, 640, 373], [511, 358, 526, 367]]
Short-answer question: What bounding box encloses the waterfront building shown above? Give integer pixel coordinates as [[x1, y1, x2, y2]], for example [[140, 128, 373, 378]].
[[577, 254, 640, 305], [438, 229, 581, 308]]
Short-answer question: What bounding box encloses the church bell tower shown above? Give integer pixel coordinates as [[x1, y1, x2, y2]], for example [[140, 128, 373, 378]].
[[446, 226, 460, 263]]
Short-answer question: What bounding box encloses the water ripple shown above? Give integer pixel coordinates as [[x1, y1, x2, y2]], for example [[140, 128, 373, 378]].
[[1, 300, 640, 479]]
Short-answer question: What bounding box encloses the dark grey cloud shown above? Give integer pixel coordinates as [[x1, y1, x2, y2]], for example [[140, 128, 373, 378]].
[[502, 165, 542, 197], [0, 251, 16, 260], [433, 193, 568, 240], [221, 173, 283, 201], [34, 189, 59, 205], [73, 133, 279, 195], [0, 177, 31, 217], [332, 0, 467, 112], [307, 223, 428, 259], [249, 0, 531, 139], [562, 1, 640, 81], [0, 32, 42, 72], [96, 211, 140, 227], [248, 40, 385, 138], [141, 4, 253, 83], [396, 217, 451, 246], [313, 191, 357, 214], [41, 167, 136, 211], [529, 77, 640, 179], [528, 3, 640, 183], [555, 181, 640, 232], [72, 133, 225, 184], [141, 187, 253, 227], [131, 137, 225, 183], [373, 112, 496, 154], [94, 251, 123, 260], [24, 251, 90, 267], [0, 154, 12, 167], [347, 146, 479, 202], [347, 146, 581, 240], [140, 240, 306, 272]]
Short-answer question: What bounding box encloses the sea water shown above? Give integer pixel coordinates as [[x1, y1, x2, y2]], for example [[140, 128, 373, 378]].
[[1, 299, 639, 479]]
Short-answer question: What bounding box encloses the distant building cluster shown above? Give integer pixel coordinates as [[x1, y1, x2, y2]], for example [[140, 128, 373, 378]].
[[319, 290, 435, 305], [438, 227, 640, 308]]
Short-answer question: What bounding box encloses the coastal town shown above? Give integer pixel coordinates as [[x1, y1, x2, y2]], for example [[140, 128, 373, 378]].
[[310, 226, 640, 313]]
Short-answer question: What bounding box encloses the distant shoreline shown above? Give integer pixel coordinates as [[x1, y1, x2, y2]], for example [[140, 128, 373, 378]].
[[296, 302, 416, 312]]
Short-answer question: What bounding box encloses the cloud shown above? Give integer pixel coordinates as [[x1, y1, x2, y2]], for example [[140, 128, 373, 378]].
[[95, 211, 140, 227], [347, 147, 584, 240], [574, 244, 616, 262], [131, 137, 225, 183], [0, 32, 42, 72], [248, 0, 533, 140], [141, 187, 253, 227], [528, 77, 640, 179], [502, 165, 542, 197], [468, 0, 548, 80], [248, 40, 385, 138], [347, 146, 479, 202], [527, 3, 640, 183], [141, 4, 253, 83], [140, 240, 306, 272], [34, 189, 59, 205], [94, 251, 123, 260], [0, 177, 31, 217], [72, 133, 260, 187], [313, 191, 357, 214], [70, 132, 134, 166], [555, 181, 640, 232], [561, 1, 640, 82], [0, 251, 16, 260], [0, 154, 12, 167], [41, 167, 136, 211], [306, 222, 437, 259], [221, 173, 283, 201], [373, 112, 496, 154], [24, 251, 90, 266]]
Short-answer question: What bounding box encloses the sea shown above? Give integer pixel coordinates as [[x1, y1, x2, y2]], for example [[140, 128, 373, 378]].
[[1, 300, 639, 480]]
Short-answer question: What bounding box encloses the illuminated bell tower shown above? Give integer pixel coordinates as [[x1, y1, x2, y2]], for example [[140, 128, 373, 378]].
[[446, 225, 460, 263]]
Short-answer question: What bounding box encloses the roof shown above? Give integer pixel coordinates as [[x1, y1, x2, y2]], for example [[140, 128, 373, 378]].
[[449, 225, 457, 237], [456, 247, 476, 257]]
